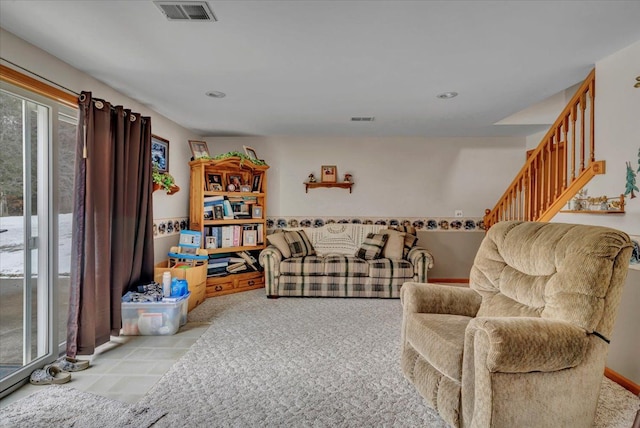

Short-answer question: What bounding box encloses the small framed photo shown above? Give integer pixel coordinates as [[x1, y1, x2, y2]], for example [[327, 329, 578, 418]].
[[251, 173, 262, 192], [244, 145, 258, 160], [213, 205, 224, 220], [228, 174, 243, 191], [205, 236, 217, 249], [189, 140, 210, 159], [207, 173, 223, 191], [252, 205, 263, 219], [321, 165, 337, 183], [243, 230, 258, 246], [240, 184, 252, 193], [151, 135, 169, 173]]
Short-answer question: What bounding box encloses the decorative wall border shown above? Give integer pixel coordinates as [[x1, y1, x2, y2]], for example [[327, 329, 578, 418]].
[[266, 216, 485, 232], [153, 217, 189, 239]]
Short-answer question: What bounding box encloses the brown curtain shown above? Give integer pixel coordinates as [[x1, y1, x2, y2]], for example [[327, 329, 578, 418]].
[[66, 91, 154, 357]]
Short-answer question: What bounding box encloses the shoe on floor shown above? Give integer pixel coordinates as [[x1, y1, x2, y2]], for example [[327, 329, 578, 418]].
[[29, 365, 71, 385], [52, 356, 90, 372]]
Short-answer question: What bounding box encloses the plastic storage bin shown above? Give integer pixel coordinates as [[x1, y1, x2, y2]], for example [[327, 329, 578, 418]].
[[121, 293, 190, 336]]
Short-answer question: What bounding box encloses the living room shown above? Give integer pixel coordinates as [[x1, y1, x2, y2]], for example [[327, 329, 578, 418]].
[[0, 1, 639, 426]]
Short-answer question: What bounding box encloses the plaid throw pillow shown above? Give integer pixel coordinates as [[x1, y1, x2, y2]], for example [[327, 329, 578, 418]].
[[284, 230, 316, 258], [389, 226, 418, 258], [355, 233, 389, 260]]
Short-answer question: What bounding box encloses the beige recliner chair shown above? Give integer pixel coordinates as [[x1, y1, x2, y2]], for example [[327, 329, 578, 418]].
[[401, 221, 633, 428]]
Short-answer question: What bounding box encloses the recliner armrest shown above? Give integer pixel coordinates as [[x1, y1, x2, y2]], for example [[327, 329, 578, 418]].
[[401, 282, 481, 317], [467, 317, 588, 373]]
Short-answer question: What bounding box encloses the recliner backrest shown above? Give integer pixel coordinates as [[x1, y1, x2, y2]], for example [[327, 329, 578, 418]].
[[470, 221, 632, 336]]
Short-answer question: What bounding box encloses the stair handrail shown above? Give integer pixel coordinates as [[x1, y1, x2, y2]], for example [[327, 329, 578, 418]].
[[484, 69, 599, 229]]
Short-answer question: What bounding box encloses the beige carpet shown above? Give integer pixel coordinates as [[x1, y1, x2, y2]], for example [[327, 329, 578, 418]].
[[0, 385, 165, 427], [145, 290, 638, 427]]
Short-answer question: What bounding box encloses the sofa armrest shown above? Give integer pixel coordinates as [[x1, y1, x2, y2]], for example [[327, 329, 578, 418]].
[[259, 246, 283, 274], [407, 246, 434, 282], [401, 282, 481, 317], [259, 246, 283, 296], [467, 317, 588, 373]]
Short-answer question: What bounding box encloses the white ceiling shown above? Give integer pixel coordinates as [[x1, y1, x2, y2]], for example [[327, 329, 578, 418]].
[[1, 1, 640, 138]]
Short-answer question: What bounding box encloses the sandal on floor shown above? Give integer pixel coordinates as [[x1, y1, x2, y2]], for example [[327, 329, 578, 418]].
[[52, 356, 90, 372], [29, 365, 71, 385]]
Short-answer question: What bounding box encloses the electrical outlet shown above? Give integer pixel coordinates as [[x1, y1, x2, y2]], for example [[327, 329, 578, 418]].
[[455, 210, 463, 218]]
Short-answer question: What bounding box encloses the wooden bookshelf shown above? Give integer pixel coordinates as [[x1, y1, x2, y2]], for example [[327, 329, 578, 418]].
[[189, 157, 269, 297]]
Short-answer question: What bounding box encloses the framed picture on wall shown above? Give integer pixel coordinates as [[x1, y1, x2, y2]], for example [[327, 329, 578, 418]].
[[189, 140, 210, 159], [321, 165, 337, 183], [151, 135, 169, 173]]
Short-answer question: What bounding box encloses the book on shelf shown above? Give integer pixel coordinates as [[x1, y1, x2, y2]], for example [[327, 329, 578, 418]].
[[226, 262, 247, 273], [221, 226, 234, 248], [257, 224, 264, 244], [222, 198, 234, 220], [232, 225, 241, 246]]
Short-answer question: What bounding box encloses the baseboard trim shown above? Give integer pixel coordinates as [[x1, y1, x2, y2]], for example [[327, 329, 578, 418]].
[[429, 278, 469, 284], [604, 367, 640, 395]]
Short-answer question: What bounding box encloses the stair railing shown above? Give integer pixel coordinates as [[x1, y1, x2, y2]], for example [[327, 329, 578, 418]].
[[484, 69, 605, 229]]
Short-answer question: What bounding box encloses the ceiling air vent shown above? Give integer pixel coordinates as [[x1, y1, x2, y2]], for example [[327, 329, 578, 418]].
[[350, 117, 375, 122], [153, 1, 217, 21]]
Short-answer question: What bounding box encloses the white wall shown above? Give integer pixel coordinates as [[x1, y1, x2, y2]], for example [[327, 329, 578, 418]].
[[206, 136, 526, 218], [0, 28, 200, 257], [552, 40, 640, 235], [548, 40, 640, 385]]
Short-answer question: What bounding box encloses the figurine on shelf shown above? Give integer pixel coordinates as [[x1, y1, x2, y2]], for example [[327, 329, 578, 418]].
[[343, 173, 353, 183], [308, 173, 316, 183]]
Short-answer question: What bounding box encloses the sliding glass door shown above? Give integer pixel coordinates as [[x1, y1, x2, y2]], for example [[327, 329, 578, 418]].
[[0, 82, 76, 396]]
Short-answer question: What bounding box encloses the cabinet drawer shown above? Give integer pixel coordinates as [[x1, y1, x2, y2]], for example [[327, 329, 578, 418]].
[[206, 278, 235, 296], [237, 276, 264, 289]]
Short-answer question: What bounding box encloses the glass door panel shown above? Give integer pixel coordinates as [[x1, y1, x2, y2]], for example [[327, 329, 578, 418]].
[[0, 89, 51, 389]]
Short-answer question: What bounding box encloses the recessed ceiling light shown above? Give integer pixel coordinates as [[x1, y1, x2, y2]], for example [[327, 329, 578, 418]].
[[206, 91, 226, 98], [436, 92, 458, 99]]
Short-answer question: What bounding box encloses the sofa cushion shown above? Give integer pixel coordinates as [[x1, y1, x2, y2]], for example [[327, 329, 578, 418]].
[[284, 230, 316, 258], [368, 258, 414, 278], [324, 255, 369, 277], [355, 233, 388, 260], [280, 256, 325, 276], [406, 313, 471, 381], [389, 226, 418, 258], [266, 231, 292, 259], [379, 229, 406, 260]]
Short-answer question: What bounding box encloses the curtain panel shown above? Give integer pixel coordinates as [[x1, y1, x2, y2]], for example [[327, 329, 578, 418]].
[[67, 91, 155, 356]]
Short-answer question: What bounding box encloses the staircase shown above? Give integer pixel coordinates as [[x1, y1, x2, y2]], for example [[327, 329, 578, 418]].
[[484, 69, 605, 229]]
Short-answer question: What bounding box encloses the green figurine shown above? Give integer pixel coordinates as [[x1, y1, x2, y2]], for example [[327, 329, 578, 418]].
[[625, 161, 638, 199]]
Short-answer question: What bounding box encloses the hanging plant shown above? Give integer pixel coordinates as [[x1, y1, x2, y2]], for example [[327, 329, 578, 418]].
[[152, 166, 179, 194]]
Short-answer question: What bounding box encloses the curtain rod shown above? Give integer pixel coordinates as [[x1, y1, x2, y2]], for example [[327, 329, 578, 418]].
[[1, 57, 80, 96]]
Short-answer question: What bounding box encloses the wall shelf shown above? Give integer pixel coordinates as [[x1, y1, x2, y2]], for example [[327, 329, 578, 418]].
[[304, 182, 353, 193]]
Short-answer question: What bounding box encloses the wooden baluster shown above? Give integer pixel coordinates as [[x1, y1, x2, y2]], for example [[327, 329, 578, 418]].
[[580, 92, 586, 172], [546, 139, 552, 209], [571, 104, 577, 183], [562, 116, 568, 190], [524, 169, 531, 221], [552, 124, 562, 200], [589, 81, 595, 164]]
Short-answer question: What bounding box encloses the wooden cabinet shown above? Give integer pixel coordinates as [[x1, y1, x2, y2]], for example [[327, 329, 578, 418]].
[[189, 157, 268, 297]]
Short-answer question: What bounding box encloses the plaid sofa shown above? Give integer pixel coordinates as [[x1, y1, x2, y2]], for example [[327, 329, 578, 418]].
[[259, 224, 434, 298]]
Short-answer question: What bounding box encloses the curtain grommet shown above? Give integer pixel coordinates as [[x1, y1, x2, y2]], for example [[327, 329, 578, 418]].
[[94, 100, 104, 109]]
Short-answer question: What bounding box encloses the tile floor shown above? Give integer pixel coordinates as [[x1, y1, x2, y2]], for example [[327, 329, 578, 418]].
[[0, 322, 209, 408]]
